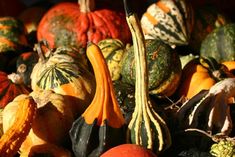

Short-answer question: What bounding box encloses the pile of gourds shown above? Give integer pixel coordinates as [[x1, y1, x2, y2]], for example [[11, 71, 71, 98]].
[[0, 0, 235, 156]]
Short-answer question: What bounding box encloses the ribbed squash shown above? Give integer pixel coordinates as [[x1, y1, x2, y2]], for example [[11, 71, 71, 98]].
[[0, 95, 36, 157], [124, 0, 171, 154], [200, 23, 235, 62], [140, 0, 190, 47], [37, 0, 131, 49], [98, 38, 128, 81], [0, 17, 28, 53], [31, 41, 96, 116], [121, 39, 182, 97], [3, 90, 74, 156], [69, 43, 126, 157], [0, 71, 30, 108]]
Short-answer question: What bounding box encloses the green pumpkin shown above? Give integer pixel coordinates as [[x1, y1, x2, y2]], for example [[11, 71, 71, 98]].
[[120, 39, 182, 97], [0, 17, 28, 53], [97, 38, 128, 81], [200, 23, 235, 62]]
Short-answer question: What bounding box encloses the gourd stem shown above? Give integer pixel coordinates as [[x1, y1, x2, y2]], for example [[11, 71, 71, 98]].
[[34, 40, 51, 62], [79, 0, 95, 13]]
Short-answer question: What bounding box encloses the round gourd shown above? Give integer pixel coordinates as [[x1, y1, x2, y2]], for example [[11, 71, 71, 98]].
[[0, 17, 28, 53], [140, 0, 191, 47], [97, 38, 127, 81], [121, 39, 182, 97], [200, 23, 235, 62], [31, 41, 96, 117], [101, 144, 158, 157], [37, 0, 131, 50], [189, 5, 229, 53]]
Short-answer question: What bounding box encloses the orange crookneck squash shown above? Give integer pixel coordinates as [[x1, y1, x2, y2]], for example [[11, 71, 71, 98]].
[[2, 90, 74, 156], [37, 0, 131, 50]]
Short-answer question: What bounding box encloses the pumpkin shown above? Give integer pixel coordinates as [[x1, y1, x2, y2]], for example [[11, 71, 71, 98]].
[[222, 61, 235, 75], [0, 71, 31, 108], [37, 0, 131, 50], [200, 23, 235, 63], [120, 39, 182, 97], [177, 57, 233, 99], [2, 90, 74, 156], [0, 95, 36, 157], [31, 41, 96, 117], [101, 144, 158, 157], [189, 5, 229, 53], [0, 17, 28, 53], [140, 0, 191, 47], [69, 42, 126, 157], [124, 0, 171, 154], [16, 51, 39, 87], [97, 38, 128, 81]]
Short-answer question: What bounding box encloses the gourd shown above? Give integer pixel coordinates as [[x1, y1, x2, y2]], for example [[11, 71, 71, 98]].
[[2, 90, 74, 156], [0, 95, 37, 157], [177, 78, 235, 136], [0, 17, 28, 53], [97, 38, 128, 81], [0, 71, 30, 108], [16, 51, 39, 87], [210, 138, 235, 157], [140, 0, 190, 47], [124, 0, 171, 154], [189, 5, 229, 53], [37, 0, 131, 50], [101, 144, 158, 157], [200, 23, 235, 63], [120, 38, 182, 97], [31, 41, 96, 116], [177, 57, 233, 99], [69, 43, 126, 157]]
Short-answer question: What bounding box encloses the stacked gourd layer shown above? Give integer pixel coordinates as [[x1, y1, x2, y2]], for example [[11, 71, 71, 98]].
[[0, 0, 235, 156]]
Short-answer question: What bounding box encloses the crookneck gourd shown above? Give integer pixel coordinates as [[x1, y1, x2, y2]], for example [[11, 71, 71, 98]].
[[31, 40, 96, 117], [69, 43, 126, 157], [0, 95, 37, 157], [2, 90, 74, 156], [124, 0, 171, 154], [177, 78, 235, 136]]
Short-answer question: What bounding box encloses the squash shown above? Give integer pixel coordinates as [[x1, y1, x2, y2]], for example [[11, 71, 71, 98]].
[[37, 0, 131, 50], [2, 90, 74, 156], [31, 41, 96, 117], [140, 0, 191, 47], [200, 23, 235, 62], [0, 71, 30, 108], [101, 144, 157, 157], [124, 0, 171, 154], [0, 17, 28, 53], [189, 5, 229, 53], [16, 51, 39, 87], [97, 38, 128, 81], [222, 61, 235, 75], [177, 57, 233, 99], [120, 38, 182, 97], [0, 95, 36, 157], [69, 42, 126, 157]]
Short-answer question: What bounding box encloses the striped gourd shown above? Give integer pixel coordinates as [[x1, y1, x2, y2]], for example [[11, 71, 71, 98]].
[[98, 38, 127, 81], [0, 17, 28, 53], [124, 0, 171, 154], [31, 41, 96, 116], [140, 0, 189, 47]]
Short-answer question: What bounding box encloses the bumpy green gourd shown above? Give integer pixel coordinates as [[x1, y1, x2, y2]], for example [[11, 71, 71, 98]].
[[210, 139, 235, 157]]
